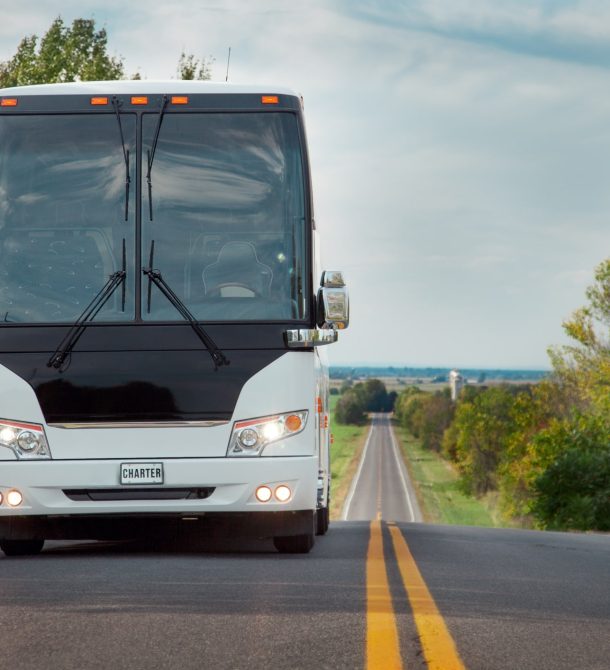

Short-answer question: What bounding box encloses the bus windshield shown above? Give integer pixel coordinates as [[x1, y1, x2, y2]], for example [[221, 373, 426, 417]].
[[142, 112, 307, 321], [0, 114, 136, 323], [0, 110, 307, 324]]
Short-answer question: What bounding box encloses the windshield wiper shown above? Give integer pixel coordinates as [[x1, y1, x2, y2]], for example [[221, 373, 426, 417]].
[[146, 94, 169, 221], [47, 240, 127, 371], [111, 96, 131, 221], [143, 240, 229, 370]]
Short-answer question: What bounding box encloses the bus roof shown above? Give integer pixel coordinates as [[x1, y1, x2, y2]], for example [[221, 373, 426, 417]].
[[0, 80, 300, 98]]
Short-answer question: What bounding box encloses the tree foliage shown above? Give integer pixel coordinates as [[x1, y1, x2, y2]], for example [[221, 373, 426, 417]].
[[395, 387, 453, 452], [0, 17, 215, 87], [335, 390, 366, 425], [0, 18, 124, 87], [334, 379, 395, 425], [177, 52, 214, 81], [530, 415, 610, 530]]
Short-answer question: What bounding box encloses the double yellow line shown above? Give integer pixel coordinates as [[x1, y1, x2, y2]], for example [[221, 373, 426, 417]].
[[366, 520, 465, 670]]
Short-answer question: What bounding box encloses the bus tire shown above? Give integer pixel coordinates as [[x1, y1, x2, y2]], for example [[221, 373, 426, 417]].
[[316, 506, 329, 536], [273, 532, 314, 554], [0, 539, 45, 557]]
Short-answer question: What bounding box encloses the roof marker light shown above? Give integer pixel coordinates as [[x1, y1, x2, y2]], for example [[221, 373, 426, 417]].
[[171, 96, 189, 105], [131, 96, 148, 105], [90, 97, 108, 106], [1, 98, 18, 107], [261, 95, 279, 104]]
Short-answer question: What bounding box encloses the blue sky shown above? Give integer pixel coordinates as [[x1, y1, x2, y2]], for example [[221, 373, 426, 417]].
[[2, 1, 610, 368]]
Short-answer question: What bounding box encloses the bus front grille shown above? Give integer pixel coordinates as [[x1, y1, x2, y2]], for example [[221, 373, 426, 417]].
[[63, 488, 215, 502]]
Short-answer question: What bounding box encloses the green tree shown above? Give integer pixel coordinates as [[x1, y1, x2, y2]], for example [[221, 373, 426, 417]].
[[394, 386, 425, 435], [549, 259, 610, 415], [497, 381, 567, 521], [0, 17, 214, 87], [397, 387, 453, 451], [529, 414, 610, 530], [177, 52, 214, 81], [353, 379, 392, 412], [418, 392, 454, 452], [335, 390, 366, 425], [451, 386, 517, 495], [0, 17, 124, 87]]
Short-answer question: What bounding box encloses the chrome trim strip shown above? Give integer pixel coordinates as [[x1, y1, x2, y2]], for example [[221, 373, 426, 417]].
[[284, 328, 338, 348], [47, 420, 229, 430]]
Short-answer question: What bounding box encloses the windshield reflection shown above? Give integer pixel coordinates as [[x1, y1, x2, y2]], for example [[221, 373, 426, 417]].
[[142, 112, 307, 321], [0, 114, 136, 323]]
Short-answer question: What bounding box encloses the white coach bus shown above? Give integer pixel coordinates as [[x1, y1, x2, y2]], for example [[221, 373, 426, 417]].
[[0, 81, 348, 555]]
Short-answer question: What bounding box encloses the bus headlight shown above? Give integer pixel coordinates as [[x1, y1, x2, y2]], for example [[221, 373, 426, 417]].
[[0, 419, 51, 459], [227, 411, 308, 457]]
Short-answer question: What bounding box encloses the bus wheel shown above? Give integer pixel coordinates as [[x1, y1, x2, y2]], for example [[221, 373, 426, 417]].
[[273, 533, 314, 554], [316, 506, 329, 536], [0, 539, 45, 557]]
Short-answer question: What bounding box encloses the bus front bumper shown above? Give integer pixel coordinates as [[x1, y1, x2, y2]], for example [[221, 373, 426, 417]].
[[0, 456, 318, 540]]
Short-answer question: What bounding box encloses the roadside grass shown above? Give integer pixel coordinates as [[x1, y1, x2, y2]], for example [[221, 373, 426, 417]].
[[329, 395, 369, 520], [394, 423, 502, 527]]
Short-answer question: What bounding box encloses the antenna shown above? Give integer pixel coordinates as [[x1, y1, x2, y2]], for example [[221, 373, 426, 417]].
[[225, 47, 232, 82]]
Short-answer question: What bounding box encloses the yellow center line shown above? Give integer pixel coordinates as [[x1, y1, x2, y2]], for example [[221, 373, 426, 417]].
[[376, 435, 383, 521], [389, 526, 466, 670], [366, 520, 403, 669]]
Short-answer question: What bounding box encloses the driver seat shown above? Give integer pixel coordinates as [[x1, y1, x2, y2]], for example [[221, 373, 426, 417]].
[[202, 242, 273, 298]]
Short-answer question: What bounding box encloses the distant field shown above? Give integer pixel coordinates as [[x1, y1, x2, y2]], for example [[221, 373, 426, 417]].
[[330, 376, 544, 394], [329, 378, 448, 393]]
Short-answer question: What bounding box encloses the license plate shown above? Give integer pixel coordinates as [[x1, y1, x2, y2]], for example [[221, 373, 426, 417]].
[[120, 462, 164, 485]]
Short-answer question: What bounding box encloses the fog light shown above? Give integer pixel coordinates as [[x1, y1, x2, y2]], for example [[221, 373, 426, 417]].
[[255, 485, 272, 503], [6, 490, 23, 507], [0, 492, 3, 505], [275, 485, 291, 502]]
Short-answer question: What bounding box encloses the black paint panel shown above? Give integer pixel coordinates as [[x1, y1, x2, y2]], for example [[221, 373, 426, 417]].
[[0, 348, 284, 422], [0, 324, 297, 422], [0, 322, 302, 352]]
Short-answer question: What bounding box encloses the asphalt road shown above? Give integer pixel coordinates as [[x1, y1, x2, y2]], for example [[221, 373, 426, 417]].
[[1, 415, 609, 670], [342, 413, 423, 522]]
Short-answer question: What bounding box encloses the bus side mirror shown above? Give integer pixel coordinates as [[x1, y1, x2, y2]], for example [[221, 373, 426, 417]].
[[317, 271, 349, 330]]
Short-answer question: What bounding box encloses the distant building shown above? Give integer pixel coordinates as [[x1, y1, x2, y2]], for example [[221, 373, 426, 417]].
[[449, 369, 465, 401]]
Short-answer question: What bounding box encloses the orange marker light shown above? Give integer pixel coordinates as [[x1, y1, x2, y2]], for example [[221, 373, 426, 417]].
[[171, 96, 188, 105], [285, 415, 302, 432], [90, 97, 108, 106], [131, 96, 148, 105], [316, 397, 323, 413], [261, 95, 279, 104], [0, 98, 18, 107]]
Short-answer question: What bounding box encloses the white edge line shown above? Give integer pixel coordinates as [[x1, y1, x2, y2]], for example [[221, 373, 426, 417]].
[[341, 420, 375, 521], [388, 420, 417, 523]]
